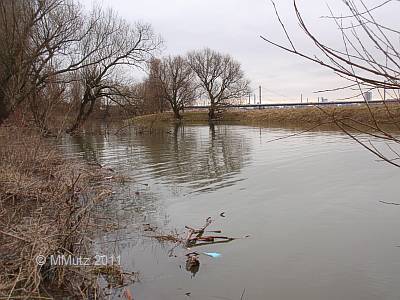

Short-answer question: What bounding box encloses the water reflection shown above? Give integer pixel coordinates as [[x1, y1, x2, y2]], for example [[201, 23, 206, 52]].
[[58, 123, 252, 238], [130, 124, 251, 192], [60, 123, 252, 193], [57, 124, 400, 300]]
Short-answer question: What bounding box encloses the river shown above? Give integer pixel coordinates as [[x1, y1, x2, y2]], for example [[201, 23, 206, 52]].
[[59, 123, 400, 300]]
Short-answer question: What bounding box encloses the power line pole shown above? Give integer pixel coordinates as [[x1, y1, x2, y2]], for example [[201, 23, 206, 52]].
[[259, 86, 262, 104]]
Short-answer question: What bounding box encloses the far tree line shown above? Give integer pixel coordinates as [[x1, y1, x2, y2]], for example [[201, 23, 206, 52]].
[[0, 0, 250, 134]]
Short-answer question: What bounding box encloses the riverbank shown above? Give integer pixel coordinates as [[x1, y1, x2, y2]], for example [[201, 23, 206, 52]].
[[132, 103, 400, 127], [0, 125, 123, 298]]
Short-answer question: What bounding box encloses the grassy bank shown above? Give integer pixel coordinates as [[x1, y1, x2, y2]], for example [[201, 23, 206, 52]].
[[0, 126, 122, 298], [132, 104, 400, 128]]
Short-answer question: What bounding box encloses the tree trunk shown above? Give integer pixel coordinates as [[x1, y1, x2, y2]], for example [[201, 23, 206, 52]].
[[208, 105, 215, 120], [173, 108, 182, 120], [67, 85, 98, 134], [0, 77, 12, 126], [0, 94, 9, 126]]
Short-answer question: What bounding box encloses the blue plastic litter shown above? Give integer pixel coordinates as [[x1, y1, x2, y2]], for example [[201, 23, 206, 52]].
[[203, 252, 221, 258]]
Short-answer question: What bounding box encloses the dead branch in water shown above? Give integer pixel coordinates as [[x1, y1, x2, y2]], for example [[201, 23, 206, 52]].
[[146, 217, 236, 249], [145, 216, 237, 276]]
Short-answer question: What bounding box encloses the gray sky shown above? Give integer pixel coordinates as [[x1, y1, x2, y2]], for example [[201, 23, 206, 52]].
[[81, 0, 396, 103]]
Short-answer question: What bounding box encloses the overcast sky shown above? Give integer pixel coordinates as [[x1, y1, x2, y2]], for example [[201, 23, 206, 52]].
[[81, 0, 396, 103]]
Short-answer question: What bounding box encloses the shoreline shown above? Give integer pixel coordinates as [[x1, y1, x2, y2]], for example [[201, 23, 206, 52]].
[[0, 125, 127, 298], [132, 103, 400, 129]]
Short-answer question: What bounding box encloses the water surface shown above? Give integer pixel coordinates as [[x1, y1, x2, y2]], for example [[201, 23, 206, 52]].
[[60, 124, 400, 300]]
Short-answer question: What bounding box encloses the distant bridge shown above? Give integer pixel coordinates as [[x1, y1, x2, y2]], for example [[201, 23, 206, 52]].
[[186, 99, 398, 110]]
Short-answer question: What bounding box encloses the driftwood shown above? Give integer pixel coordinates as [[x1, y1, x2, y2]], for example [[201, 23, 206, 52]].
[[183, 217, 235, 248], [184, 217, 212, 247], [146, 217, 235, 248], [145, 216, 236, 275]]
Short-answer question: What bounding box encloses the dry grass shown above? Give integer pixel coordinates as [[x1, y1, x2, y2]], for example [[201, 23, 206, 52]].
[[132, 103, 400, 128], [224, 104, 400, 125], [133, 111, 208, 126], [0, 125, 122, 299]]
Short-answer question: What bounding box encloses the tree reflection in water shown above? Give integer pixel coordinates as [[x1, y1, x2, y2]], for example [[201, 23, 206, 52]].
[[58, 123, 252, 228], [133, 123, 252, 192]]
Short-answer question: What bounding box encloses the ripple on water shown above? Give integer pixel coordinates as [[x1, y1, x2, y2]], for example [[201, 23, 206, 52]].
[[58, 124, 400, 300]]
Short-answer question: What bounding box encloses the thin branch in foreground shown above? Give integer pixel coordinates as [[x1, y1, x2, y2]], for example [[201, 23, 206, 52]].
[[379, 200, 400, 205]]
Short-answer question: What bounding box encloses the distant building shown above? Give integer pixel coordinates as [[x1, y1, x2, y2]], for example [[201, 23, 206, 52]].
[[320, 97, 329, 103], [363, 91, 372, 101]]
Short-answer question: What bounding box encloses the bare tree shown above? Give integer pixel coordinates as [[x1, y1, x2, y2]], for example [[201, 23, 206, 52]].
[[0, 0, 83, 127], [66, 8, 161, 133], [263, 0, 400, 167], [0, 0, 161, 132], [143, 58, 170, 114], [0, 0, 40, 125], [155, 55, 197, 119], [187, 48, 250, 120], [29, 71, 66, 134]]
